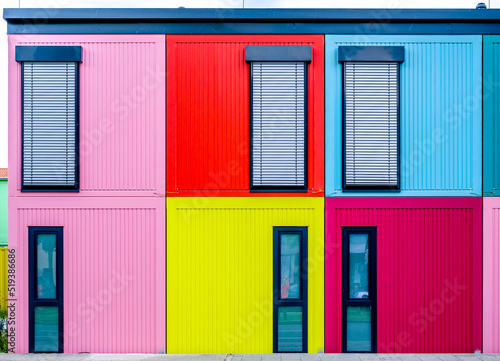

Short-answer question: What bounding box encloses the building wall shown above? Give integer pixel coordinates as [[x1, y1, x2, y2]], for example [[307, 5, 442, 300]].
[[166, 197, 324, 353], [8, 197, 165, 353], [325, 35, 483, 197], [8, 34, 166, 197], [325, 197, 482, 353], [166, 35, 325, 197], [7, 34, 166, 353], [483, 197, 500, 352], [483, 35, 500, 196]]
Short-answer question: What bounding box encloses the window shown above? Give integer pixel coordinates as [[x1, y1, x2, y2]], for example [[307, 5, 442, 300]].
[[16, 46, 81, 191], [246, 46, 311, 191], [339, 46, 404, 191], [29, 227, 63, 353], [342, 227, 376, 353], [273, 227, 307, 353]]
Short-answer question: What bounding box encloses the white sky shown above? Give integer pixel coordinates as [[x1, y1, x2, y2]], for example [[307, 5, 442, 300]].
[[1, 0, 499, 168]]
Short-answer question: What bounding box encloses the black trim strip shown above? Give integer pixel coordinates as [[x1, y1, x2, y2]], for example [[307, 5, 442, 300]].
[[7, 22, 500, 35], [16, 46, 82, 62], [338, 46, 404, 62], [245, 46, 311, 63], [5, 8, 500, 22]]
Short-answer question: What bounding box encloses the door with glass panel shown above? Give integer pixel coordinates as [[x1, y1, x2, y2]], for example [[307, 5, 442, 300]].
[[29, 227, 63, 353], [342, 227, 376, 353], [273, 227, 307, 353]]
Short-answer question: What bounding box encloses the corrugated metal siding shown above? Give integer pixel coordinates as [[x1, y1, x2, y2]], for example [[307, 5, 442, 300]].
[[325, 35, 482, 196], [0, 248, 8, 311], [167, 197, 324, 353], [483, 198, 500, 352], [8, 197, 166, 353], [483, 36, 500, 196], [8, 35, 166, 195], [0, 180, 7, 246], [325, 197, 482, 353], [166, 35, 324, 197]]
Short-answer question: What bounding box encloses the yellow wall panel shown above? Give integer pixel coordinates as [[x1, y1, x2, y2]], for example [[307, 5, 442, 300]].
[[167, 197, 324, 354]]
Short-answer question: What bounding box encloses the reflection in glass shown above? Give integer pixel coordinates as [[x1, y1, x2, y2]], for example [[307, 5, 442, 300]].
[[349, 233, 369, 299], [278, 306, 303, 352], [346, 306, 372, 352], [37, 233, 57, 299], [34, 306, 59, 352], [280, 233, 300, 299]]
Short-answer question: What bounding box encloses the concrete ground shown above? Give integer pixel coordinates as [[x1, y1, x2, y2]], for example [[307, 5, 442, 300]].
[[0, 354, 499, 361]]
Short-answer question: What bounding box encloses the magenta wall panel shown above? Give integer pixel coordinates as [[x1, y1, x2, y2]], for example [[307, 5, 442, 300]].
[[483, 198, 500, 352], [8, 196, 165, 353], [8, 35, 166, 197], [325, 197, 482, 353]]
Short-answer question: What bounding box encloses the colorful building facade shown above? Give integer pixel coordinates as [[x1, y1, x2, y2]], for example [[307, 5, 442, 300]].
[[3, 6, 500, 354]]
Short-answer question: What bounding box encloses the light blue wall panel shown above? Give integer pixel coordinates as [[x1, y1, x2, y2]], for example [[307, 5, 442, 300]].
[[325, 35, 482, 197]]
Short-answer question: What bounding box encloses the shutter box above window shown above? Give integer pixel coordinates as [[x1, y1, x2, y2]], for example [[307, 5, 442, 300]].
[[246, 46, 311, 191], [17, 46, 81, 191], [339, 46, 404, 191]]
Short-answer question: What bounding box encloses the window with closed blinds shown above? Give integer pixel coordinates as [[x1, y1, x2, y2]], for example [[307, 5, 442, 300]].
[[343, 61, 399, 190], [250, 61, 307, 190], [22, 61, 78, 190]]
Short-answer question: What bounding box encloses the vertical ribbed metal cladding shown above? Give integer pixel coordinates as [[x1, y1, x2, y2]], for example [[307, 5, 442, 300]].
[[325, 197, 482, 353], [167, 197, 324, 353], [326, 36, 482, 196], [11, 36, 165, 193], [483, 198, 500, 352], [11, 204, 165, 353], [166, 35, 325, 196], [483, 37, 500, 195], [22, 62, 77, 187]]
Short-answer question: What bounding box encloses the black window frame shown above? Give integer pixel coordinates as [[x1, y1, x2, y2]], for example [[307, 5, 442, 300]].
[[273, 226, 308, 353], [246, 46, 311, 193], [29, 227, 64, 353], [339, 46, 404, 192], [342, 227, 377, 353], [17, 46, 81, 192]]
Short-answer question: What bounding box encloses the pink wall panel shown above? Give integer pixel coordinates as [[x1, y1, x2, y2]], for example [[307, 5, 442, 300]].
[[325, 197, 482, 353], [483, 198, 500, 352], [8, 35, 166, 197], [8, 196, 165, 353]]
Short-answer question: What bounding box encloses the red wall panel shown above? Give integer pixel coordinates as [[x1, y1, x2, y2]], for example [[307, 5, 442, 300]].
[[325, 197, 482, 353], [166, 35, 324, 197]]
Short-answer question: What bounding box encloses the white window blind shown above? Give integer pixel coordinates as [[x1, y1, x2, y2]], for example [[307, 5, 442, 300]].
[[344, 61, 398, 188], [22, 62, 77, 188], [251, 61, 306, 188]]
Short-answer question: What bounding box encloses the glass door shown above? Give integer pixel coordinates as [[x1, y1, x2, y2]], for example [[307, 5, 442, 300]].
[[29, 227, 63, 353], [273, 227, 307, 353], [342, 227, 376, 353]]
